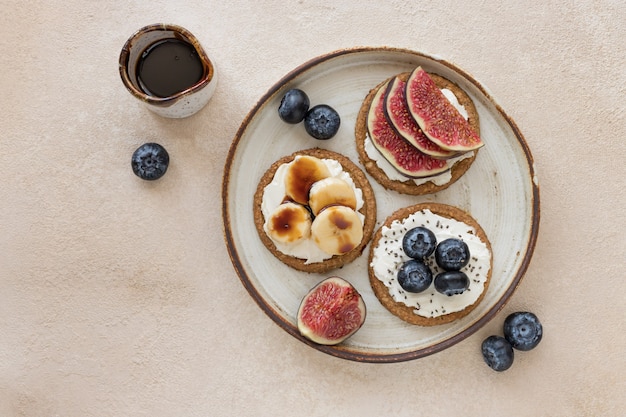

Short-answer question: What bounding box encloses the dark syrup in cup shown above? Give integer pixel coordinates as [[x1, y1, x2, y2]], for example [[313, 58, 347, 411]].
[[119, 24, 217, 118], [136, 39, 204, 98]]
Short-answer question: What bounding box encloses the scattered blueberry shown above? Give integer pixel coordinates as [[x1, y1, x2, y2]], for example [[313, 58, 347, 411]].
[[435, 238, 470, 271], [278, 89, 310, 124], [402, 227, 437, 259], [503, 312, 543, 351], [482, 335, 514, 372], [397, 260, 433, 293], [304, 104, 340, 140], [131, 143, 169, 181], [434, 270, 470, 296]]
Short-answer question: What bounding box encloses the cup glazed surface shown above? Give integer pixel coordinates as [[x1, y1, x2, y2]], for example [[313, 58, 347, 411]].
[[119, 23, 217, 118]]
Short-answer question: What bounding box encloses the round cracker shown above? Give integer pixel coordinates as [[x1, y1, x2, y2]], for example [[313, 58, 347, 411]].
[[254, 148, 377, 273], [368, 203, 492, 326], [355, 72, 480, 195]]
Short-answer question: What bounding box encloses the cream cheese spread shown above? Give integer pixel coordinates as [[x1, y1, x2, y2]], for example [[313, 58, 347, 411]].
[[364, 137, 474, 185], [441, 88, 468, 120], [262, 158, 365, 264], [370, 209, 491, 318]]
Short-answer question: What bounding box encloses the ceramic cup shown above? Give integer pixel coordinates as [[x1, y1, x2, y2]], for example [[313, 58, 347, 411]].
[[119, 23, 217, 118]]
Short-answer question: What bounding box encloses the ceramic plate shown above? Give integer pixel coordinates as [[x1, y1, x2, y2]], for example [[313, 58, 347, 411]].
[[222, 47, 540, 363]]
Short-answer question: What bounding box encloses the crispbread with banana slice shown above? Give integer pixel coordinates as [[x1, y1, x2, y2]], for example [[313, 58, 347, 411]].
[[254, 148, 376, 273]]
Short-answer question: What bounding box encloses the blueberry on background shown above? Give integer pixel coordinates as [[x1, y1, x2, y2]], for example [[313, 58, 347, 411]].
[[504, 311, 543, 351], [402, 227, 437, 259], [131, 143, 169, 181], [397, 259, 433, 293], [482, 335, 514, 372], [435, 238, 470, 271], [303, 104, 340, 140], [278, 89, 310, 124]]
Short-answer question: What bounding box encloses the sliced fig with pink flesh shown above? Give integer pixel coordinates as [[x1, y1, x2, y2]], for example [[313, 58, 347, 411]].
[[367, 80, 449, 178], [297, 276, 366, 345], [406, 67, 483, 152], [384, 74, 457, 159]]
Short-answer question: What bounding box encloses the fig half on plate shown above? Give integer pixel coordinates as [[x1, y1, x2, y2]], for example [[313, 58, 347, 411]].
[[297, 277, 366, 345]]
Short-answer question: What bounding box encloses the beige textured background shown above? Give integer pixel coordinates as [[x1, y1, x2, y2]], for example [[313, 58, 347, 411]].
[[1, 0, 624, 416]]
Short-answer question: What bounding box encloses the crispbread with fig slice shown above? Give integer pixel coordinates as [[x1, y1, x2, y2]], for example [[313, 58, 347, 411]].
[[253, 148, 376, 273], [355, 70, 481, 195]]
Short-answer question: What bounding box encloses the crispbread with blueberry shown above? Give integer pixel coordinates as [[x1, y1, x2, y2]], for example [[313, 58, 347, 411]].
[[368, 203, 493, 326]]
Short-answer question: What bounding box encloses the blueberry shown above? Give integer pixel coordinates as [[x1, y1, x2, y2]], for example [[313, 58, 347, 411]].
[[397, 260, 432, 293], [482, 335, 514, 372], [434, 270, 470, 296], [435, 238, 470, 271], [131, 143, 169, 181], [503, 312, 543, 351], [303, 104, 340, 140], [402, 227, 437, 259], [278, 89, 310, 124]]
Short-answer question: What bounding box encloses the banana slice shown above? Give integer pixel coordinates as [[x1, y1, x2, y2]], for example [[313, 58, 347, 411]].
[[284, 155, 331, 205], [308, 177, 357, 216], [266, 202, 312, 244], [311, 205, 363, 256]]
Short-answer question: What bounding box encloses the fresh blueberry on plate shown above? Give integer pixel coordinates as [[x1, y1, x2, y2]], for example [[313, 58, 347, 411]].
[[402, 227, 437, 259], [304, 104, 340, 140], [434, 270, 470, 296], [278, 89, 310, 124], [435, 238, 470, 271], [435, 271, 469, 296], [397, 259, 433, 293]]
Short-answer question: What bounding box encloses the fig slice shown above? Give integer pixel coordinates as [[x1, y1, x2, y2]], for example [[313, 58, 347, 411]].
[[384, 74, 457, 159], [297, 276, 366, 345], [367, 80, 449, 178], [405, 67, 483, 152]]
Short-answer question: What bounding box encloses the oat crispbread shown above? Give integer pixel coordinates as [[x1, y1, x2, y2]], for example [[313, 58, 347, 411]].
[[355, 72, 481, 195], [254, 148, 376, 273], [368, 202, 492, 326]]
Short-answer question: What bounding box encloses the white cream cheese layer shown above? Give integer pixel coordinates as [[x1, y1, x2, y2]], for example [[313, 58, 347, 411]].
[[261, 158, 365, 264], [364, 137, 474, 185], [441, 88, 468, 120], [365, 88, 473, 186], [370, 209, 491, 318]]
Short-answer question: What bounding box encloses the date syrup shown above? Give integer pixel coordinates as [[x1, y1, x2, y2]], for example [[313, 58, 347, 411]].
[[137, 39, 204, 98]]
